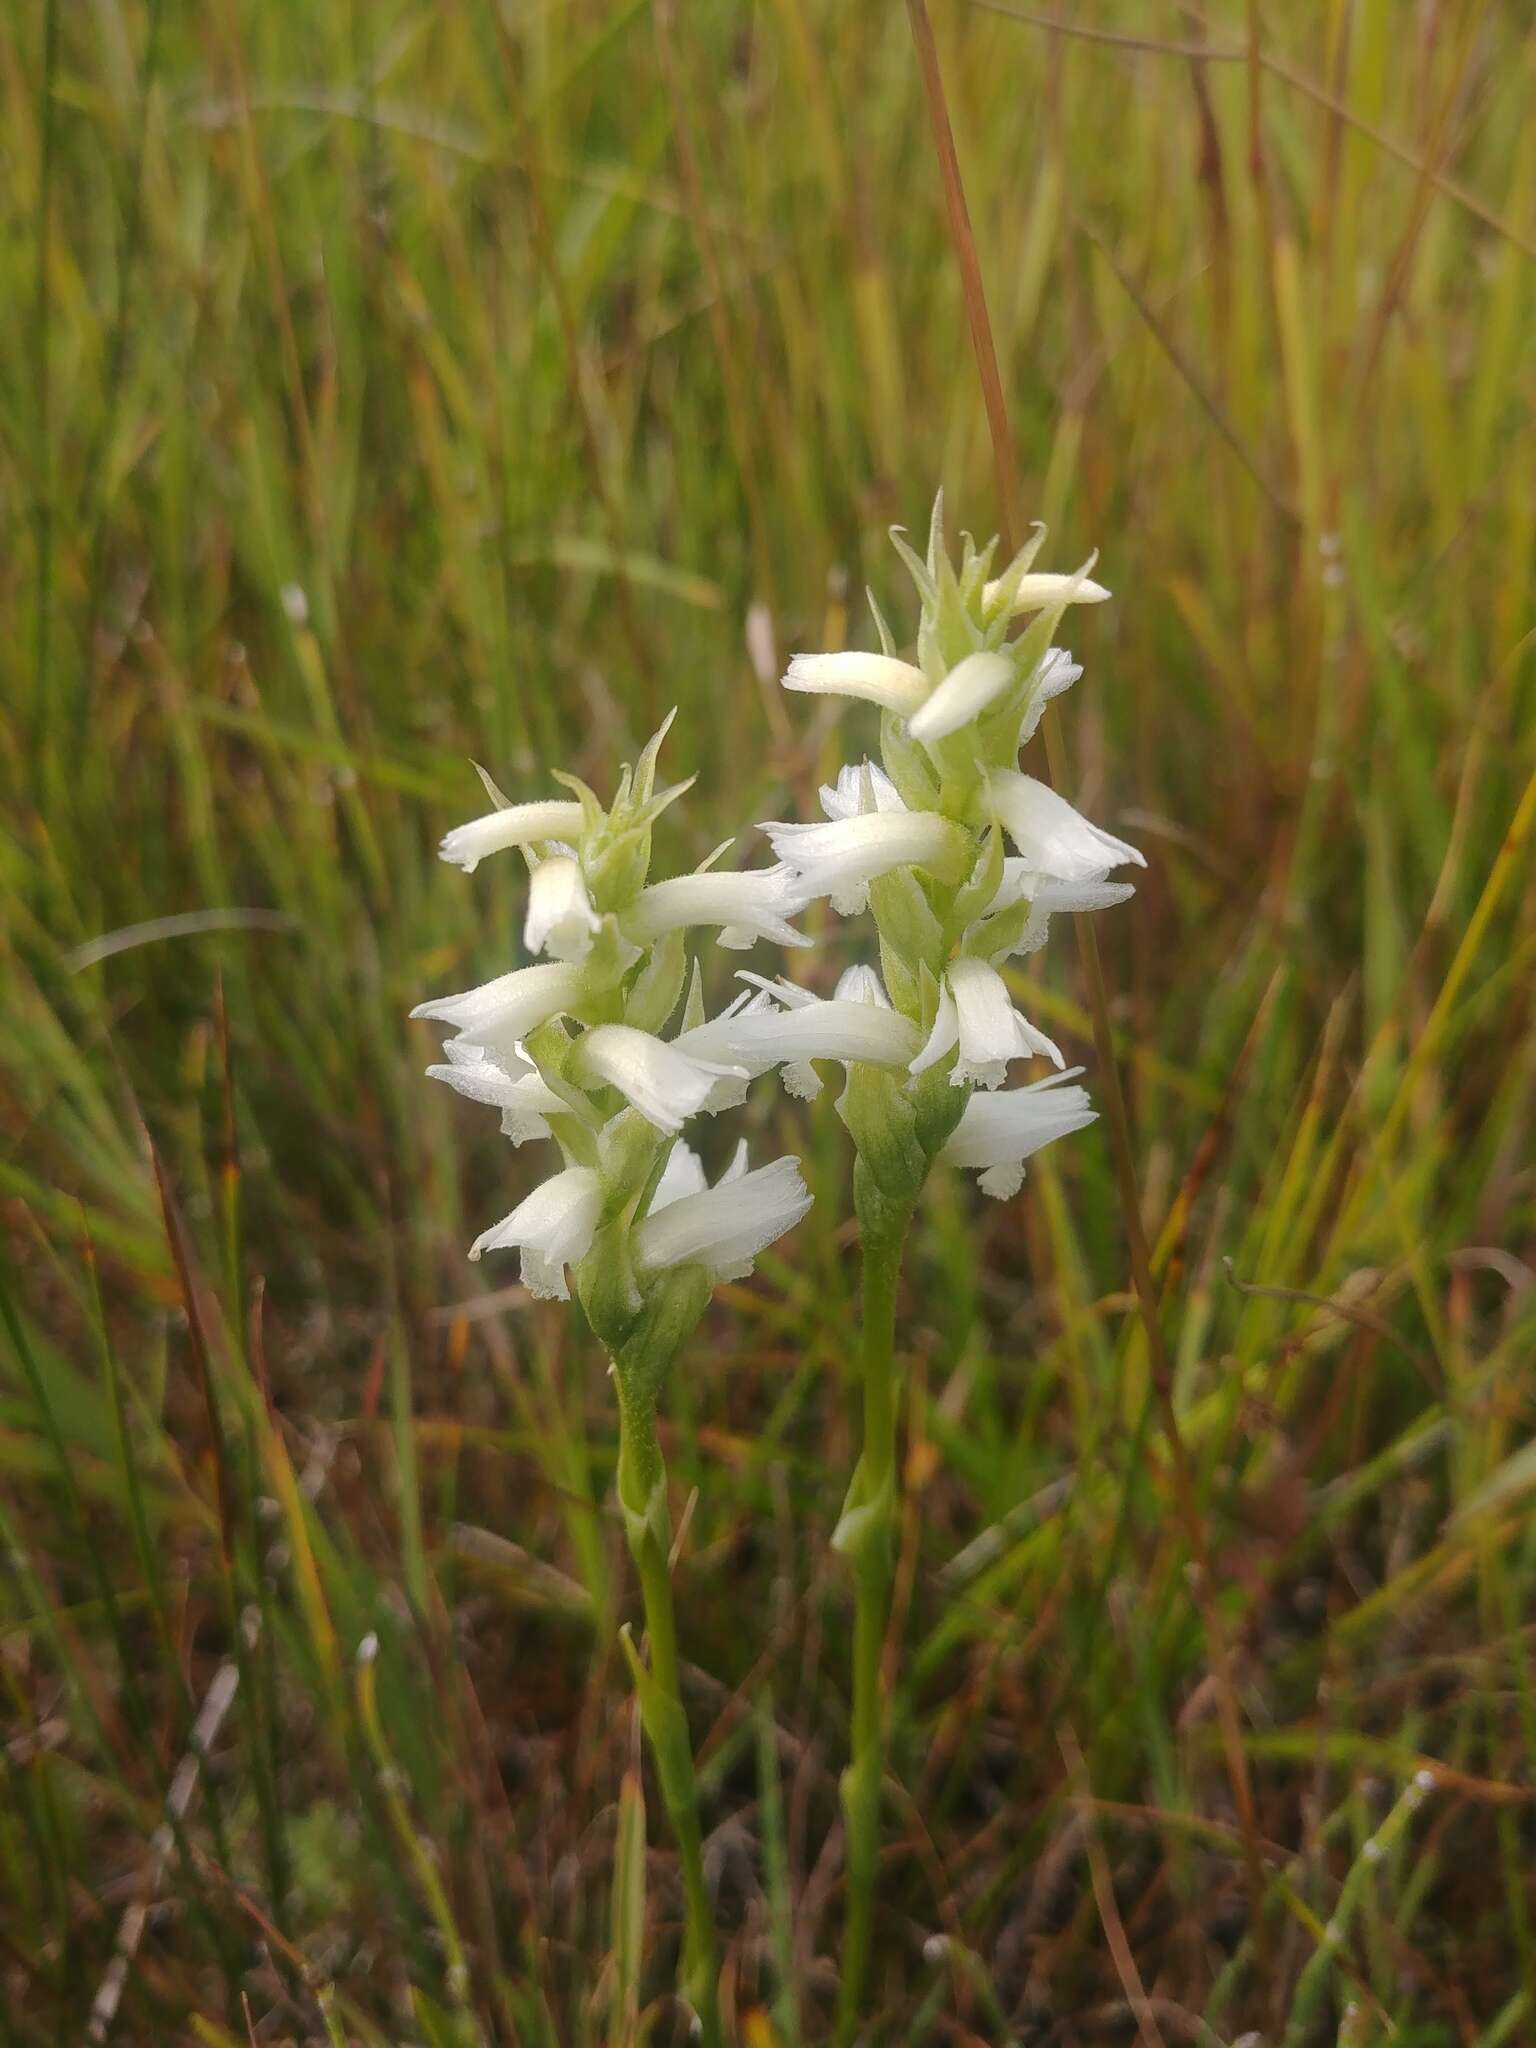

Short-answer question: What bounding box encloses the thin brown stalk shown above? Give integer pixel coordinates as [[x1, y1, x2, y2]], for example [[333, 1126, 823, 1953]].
[[903, 0, 1267, 1920]]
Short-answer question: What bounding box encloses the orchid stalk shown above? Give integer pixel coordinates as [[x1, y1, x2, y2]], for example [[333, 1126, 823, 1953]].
[[413, 720, 816, 2044], [754, 497, 1141, 2035]]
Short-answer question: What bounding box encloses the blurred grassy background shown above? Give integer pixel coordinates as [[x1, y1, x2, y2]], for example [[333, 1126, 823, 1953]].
[[3, 0, 1535, 2040]]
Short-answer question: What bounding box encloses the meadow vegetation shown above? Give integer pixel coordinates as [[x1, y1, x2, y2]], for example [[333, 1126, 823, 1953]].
[[2, 2, 1534, 2041]]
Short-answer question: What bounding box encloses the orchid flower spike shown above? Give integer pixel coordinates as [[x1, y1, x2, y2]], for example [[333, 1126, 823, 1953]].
[[413, 715, 814, 1346], [764, 492, 1140, 1214]]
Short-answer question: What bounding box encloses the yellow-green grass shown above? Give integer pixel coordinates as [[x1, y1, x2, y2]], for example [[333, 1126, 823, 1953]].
[[2, 1, 1534, 2039]]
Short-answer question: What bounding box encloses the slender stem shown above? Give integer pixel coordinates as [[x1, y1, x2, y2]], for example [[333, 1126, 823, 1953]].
[[836, 1216, 911, 2044], [614, 1374, 721, 2047]]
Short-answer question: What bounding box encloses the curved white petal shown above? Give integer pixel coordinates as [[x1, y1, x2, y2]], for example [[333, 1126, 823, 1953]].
[[724, 991, 921, 1070], [833, 963, 892, 1007], [624, 866, 811, 950], [439, 800, 587, 873], [634, 1155, 813, 1282], [426, 1041, 567, 1145], [981, 570, 1111, 616], [908, 981, 959, 1079], [762, 810, 970, 915], [576, 1023, 745, 1134], [909, 961, 1063, 1086], [1017, 647, 1083, 746], [782, 652, 928, 718], [468, 1165, 602, 1296], [939, 1071, 1097, 1198], [651, 1142, 710, 1211], [907, 650, 1014, 743], [818, 759, 908, 822], [524, 856, 601, 962], [947, 957, 1063, 1083], [985, 771, 1145, 882], [411, 961, 585, 1048]]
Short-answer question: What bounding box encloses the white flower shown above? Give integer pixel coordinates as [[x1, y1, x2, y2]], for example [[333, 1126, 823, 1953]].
[[907, 651, 1014, 744], [985, 771, 1146, 882], [981, 570, 1111, 617], [650, 1138, 748, 1211], [411, 961, 585, 1049], [468, 1164, 602, 1297], [781, 651, 928, 718], [425, 1040, 568, 1144], [833, 963, 892, 1007], [818, 759, 907, 822], [634, 1153, 812, 1283], [909, 957, 1064, 1088], [940, 1070, 1098, 1199], [439, 799, 587, 874], [574, 1023, 746, 1134], [623, 865, 812, 951], [976, 861, 1137, 960], [725, 972, 921, 1098], [762, 809, 971, 916], [1017, 648, 1083, 746], [524, 855, 601, 962]]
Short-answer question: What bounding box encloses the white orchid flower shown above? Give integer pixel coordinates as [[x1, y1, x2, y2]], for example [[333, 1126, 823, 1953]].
[[634, 1153, 812, 1284], [909, 957, 1064, 1088], [761, 809, 971, 916], [468, 1164, 603, 1297], [410, 960, 585, 1049], [817, 759, 907, 821], [425, 1040, 568, 1144], [438, 799, 587, 874], [1016, 648, 1083, 747], [985, 771, 1146, 882], [623, 864, 812, 951], [981, 570, 1111, 617], [939, 1069, 1098, 1199], [781, 651, 928, 718], [907, 651, 1015, 744], [725, 970, 920, 1099], [573, 1023, 746, 1135], [524, 855, 601, 962]]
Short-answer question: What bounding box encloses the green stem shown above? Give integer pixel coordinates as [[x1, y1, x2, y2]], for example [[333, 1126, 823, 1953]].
[[614, 1372, 721, 2047], [836, 1215, 911, 2044]]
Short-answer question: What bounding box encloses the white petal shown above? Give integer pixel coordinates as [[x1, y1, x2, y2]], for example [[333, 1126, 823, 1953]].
[[908, 982, 959, 1078], [634, 1156, 813, 1282], [1017, 648, 1083, 746], [762, 810, 970, 914], [985, 771, 1145, 882], [468, 1165, 602, 1296], [940, 1071, 1097, 1197], [724, 992, 921, 1070], [651, 1142, 710, 1211], [523, 856, 600, 961], [411, 962, 585, 1047], [947, 957, 1063, 1085], [907, 651, 1014, 743], [576, 1024, 745, 1135], [818, 759, 908, 822], [782, 651, 927, 718], [624, 866, 812, 950], [426, 1042, 566, 1145], [980, 570, 1111, 616], [439, 800, 587, 873], [833, 963, 892, 1008]]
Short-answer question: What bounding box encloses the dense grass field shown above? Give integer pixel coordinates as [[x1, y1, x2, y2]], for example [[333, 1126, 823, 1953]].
[[4, 1, 1535, 2040]]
